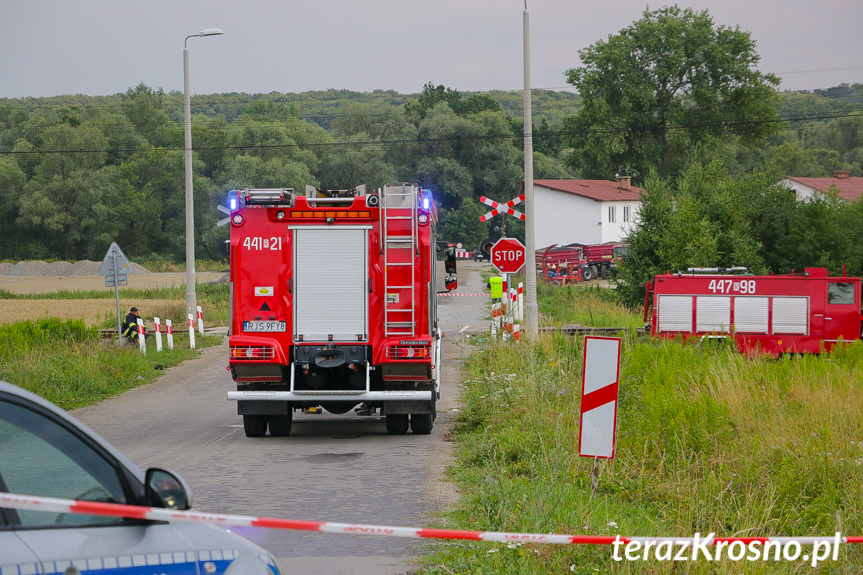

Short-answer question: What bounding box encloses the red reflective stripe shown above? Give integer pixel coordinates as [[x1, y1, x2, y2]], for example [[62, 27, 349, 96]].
[[570, 535, 628, 544], [580, 382, 618, 413], [253, 517, 325, 531], [416, 528, 483, 540], [70, 500, 150, 520]]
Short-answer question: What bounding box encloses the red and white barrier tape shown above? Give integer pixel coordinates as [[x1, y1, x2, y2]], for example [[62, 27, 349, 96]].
[[2, 492, 862, 546], [438, 293, 487, 297]]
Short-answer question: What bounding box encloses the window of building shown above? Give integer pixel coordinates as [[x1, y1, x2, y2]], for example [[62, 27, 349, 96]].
[[623, 205, 631, 223], [608, 205, 616, 223]]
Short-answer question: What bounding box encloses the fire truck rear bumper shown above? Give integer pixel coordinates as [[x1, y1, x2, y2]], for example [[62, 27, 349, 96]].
[[227, 390, 432, 402]]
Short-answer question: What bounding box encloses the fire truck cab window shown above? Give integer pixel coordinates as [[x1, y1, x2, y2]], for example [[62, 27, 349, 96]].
[[828, 282, 855, 305]]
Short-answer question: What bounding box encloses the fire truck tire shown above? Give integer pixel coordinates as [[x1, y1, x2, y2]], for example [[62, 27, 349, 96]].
[[385, 414, 409, 435], [268, 413, 292, 437], [581, 266, 595, 281], [410, 413, 433, 435], [243, 415, 268, 438]]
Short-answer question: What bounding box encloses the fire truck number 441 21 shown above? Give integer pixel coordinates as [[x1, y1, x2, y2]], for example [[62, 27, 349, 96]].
[[708, 279, 756, 294]]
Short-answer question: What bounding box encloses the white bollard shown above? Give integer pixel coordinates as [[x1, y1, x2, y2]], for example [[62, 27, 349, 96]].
[[197, 305, 204, 336], [166, 319, 174, 351], [187, 313, 196, 350], [154, 317, 163, 352], [518, 282, 524, 322], [136, 318, 146, 355]]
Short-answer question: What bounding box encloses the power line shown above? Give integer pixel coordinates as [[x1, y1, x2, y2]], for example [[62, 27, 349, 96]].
[[1, 110, 859, 157]]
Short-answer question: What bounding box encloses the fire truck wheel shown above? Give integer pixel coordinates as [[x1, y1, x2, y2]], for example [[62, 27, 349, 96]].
[[243, 415, 268, 438], [268, 413, 292, 437], [410, 413, 433, 435], [385, 414, 409, 435]]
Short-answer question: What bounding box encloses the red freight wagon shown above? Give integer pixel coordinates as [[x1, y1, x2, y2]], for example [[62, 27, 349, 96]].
[[645, 268, 862, 356]]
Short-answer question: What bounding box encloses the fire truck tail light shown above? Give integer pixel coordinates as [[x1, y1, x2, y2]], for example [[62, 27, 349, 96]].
[[417, 213, 430, 225], [386, 345, 430, 359], [231, 214, 244, 226], [231, 346, 275, 360]]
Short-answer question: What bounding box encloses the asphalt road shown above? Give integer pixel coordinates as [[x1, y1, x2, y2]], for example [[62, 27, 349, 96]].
[[74, 260, 492, 575]]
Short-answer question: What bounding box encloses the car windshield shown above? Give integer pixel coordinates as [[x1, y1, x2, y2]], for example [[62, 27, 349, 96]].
[[0, 399, 128, 527]]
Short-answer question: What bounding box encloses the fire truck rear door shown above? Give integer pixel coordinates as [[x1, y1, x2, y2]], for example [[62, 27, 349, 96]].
[[292, 226, 370, 342]]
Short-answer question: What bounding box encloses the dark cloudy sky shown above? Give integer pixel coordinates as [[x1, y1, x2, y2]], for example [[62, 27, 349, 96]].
[[2, 0, 861, 98]]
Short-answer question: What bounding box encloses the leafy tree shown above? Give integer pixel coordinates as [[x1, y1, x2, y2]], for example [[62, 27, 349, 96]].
[[437, 198, 489, 248], [564, 6, 780, 180], [122, 84, 172, 147], [317, 134, 398, 191]]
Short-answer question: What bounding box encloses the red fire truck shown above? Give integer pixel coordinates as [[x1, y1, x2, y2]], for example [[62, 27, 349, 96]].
[[645, 267, 862, 356], [224, 184, 456, 437]]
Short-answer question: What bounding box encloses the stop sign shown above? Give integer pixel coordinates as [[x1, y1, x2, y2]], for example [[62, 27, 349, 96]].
[[490, 238, 526, 274]]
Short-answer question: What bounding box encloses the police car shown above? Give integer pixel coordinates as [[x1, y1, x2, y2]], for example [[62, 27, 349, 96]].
[[0, 380, 282, 575]]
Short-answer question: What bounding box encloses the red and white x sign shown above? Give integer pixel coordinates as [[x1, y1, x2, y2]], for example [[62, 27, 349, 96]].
[[479, 194, 526, 222]]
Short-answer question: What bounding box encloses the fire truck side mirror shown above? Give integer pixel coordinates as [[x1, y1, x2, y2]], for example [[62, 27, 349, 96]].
[[445, 275, 458, 291], [444, 250, 457, 275]]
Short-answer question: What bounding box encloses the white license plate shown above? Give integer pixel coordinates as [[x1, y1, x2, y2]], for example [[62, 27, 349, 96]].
[[243, 321, 287, 332]]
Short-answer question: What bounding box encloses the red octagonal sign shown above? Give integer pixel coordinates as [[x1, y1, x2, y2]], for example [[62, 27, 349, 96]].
[[490, 238, 526, 274]]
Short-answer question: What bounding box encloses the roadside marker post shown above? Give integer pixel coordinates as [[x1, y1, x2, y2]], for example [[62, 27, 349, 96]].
[[154, 317, 163, 352], [136, 319, 146, 355], [197, 305, 204, 335], [578, 336, 621, 497], [187, 314, 196, 350], [166, 319, 174, 350]]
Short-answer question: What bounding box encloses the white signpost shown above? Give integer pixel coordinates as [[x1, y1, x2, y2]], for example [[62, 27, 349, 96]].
[[578, 336, 622, 496], [97, 242, 135, 345]]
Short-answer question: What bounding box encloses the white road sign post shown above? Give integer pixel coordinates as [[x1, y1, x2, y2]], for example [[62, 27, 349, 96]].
[[97, 242, 134, 346], [578, 336, 621, 497]]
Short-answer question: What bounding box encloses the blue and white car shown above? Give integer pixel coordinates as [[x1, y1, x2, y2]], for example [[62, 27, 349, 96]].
[[0, 380, 282, 575]]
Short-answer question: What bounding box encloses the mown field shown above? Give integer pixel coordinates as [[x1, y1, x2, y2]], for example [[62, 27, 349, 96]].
[[0, 272, 226, 327]]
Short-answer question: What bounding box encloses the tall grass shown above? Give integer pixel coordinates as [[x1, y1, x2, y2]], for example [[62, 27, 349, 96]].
[[0, 317, 221, 410], [421, 291, 863, 573]]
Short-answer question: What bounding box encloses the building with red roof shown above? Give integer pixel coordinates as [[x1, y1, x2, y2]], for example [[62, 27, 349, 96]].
[[782, 171, 863, 202], [517, 176, 642, 249]]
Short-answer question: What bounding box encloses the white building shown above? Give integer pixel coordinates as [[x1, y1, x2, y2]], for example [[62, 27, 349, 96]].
[[782, 171, 863, 202], [518, 176, 642, 249]]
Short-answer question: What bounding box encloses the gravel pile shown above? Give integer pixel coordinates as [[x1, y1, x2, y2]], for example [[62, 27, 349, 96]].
[[0, 260, 152, 277]]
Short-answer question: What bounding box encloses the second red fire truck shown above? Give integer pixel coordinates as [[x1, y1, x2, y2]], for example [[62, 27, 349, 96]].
[[645, 267, 862, 356], [224, 184, 455, 437]]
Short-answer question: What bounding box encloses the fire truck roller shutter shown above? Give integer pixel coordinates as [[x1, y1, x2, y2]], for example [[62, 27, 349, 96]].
[[292, 226, 370, 341]]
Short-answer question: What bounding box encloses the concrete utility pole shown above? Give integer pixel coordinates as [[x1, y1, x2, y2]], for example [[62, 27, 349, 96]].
[[523, 3, 539, 338], [184, 27, 223, 319]]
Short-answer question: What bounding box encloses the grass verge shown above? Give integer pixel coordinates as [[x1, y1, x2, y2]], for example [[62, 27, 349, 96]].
[[420, 289, 863, 574]]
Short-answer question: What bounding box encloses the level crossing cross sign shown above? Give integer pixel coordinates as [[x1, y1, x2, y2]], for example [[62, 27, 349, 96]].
[[489, 238, 526, 274], [479, 194, 526, 222]]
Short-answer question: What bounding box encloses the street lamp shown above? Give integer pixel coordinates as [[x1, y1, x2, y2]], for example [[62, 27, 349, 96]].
[[184, 27, 223, 320]]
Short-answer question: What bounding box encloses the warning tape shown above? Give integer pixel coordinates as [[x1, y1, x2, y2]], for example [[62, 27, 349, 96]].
[[438, 293, 487, 297], [2, 493, 862, 546]]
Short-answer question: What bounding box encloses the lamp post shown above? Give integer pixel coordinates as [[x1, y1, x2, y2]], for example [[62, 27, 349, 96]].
[[522, 4, 538, 339], [184, 27, 223, 319]]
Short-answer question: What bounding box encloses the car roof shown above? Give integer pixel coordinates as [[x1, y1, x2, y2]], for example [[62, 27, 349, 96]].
[[0, 379, 145, 481]]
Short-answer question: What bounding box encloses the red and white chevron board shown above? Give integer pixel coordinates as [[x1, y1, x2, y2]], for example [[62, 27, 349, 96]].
[[479, 194, 526, 222], [455, 249, 471, 259], [1, 493, 860, 547], [579, 336, 621, 459]]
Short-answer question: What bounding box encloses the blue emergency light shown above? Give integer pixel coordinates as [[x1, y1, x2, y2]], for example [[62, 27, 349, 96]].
[[228, 190, 240, 212]]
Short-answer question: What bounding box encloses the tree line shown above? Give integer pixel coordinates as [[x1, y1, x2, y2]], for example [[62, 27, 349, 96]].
[[0, 6, 860, 292]]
